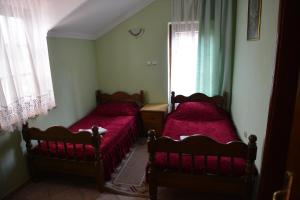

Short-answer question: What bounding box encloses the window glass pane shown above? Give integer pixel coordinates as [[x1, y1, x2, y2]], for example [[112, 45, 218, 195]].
[[0, 15, 35, 103], [170, 22, 199, 96]]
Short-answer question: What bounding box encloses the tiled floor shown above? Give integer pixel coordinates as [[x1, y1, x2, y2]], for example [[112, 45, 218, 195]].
[[5, 176, 240, 200]]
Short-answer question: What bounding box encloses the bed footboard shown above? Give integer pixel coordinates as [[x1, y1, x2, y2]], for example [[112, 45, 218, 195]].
[[22, 123, 105, 191], [147, 130, 257, 200]]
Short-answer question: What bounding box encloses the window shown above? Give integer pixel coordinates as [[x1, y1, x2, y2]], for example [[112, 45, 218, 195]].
[[169, 0, 235, 102], [0, 16, 36, 106], [0, 1, 55, 131], [169, 22, 199, 96]]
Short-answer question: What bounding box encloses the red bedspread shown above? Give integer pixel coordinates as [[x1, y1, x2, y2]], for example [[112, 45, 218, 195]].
[[154, 102, 246, 176], [36, 106, 140, 180]]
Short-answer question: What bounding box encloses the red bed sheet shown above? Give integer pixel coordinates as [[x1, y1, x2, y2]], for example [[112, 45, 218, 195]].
[[35, 111, 139, 180], [154, 102, 246, 176]]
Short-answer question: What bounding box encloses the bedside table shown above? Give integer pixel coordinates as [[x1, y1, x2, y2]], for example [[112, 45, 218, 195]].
[[140, 103, 168, 136]]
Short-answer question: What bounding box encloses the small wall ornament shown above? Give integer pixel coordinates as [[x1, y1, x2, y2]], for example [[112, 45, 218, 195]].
[[128, 27, 145, 38]]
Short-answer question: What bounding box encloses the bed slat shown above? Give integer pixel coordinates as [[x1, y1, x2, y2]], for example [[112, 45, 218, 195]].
[[179, 153, 183, 172], [204, 155, 208, 174], [217, 155, 221, 175], [37, 140, 41, 152], [46, 140, 50, 155], [55, 141, 59, 155], [191, 154, 195, 174], [166, 152, 170, 167], [231, 157, 234, 176], [73, 143, 77, 159], [83, 144, 87, 160], [63, 141, 67, 156]]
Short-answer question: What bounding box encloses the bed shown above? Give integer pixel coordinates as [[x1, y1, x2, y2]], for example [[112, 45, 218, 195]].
[[22, 90, 144, 191], [147, 92, 257, 200]]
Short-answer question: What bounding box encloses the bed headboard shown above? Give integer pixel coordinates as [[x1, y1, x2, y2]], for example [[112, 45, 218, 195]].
[[170, 91, 227, 112], [95, 90, 144, 107]]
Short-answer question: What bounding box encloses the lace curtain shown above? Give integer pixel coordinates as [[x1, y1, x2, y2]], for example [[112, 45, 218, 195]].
[[0, 0, 55, 131]]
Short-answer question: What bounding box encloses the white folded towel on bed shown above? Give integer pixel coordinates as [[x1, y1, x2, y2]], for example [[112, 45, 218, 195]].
[[180, 135, 189, 140], [79, 127, 107, 134]]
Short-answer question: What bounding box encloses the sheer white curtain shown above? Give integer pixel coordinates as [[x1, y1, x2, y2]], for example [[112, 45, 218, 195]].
[[170, 22, 199, 96], [0, 0, 55, 131], [170, 0, 200, 96]]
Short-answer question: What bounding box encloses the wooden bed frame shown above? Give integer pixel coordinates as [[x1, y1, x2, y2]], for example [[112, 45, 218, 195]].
[[170, 91, 226, 111], [147, 92, 257, 200], [22, 90, 144, 191]]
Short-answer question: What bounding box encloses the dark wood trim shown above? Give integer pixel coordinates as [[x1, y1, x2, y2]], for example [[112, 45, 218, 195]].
[[96, 90, 144, 107], [22, 123, 105, 190], [170, 91, 226, 112], [168, 24, 172, 95], [147, 130, 257, 200], [258, 0, 300, 199], [287, 70, 300, 200]]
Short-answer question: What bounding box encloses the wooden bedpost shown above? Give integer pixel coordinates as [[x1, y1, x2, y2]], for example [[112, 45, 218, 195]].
[[140, 90, 144, 105], [95, 90, 101, 105], [148, 129, 158, 200], [22, 123, 32, 153], [22, 122, 37, 180], [171, 91, 175, 112], [92, 126, 104, 191], [222, 91, 228, 110], [244, 134, 257, 200]]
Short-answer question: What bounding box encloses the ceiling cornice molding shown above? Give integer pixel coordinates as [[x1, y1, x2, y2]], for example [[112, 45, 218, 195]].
[[95, 0, 156, 39], [47, 30, 97, 40]]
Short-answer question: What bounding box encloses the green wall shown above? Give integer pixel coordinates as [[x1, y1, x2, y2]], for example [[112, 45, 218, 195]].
[[30, 38, 98, 129], [0, 131, 28, 200], [231, 0, 280, 171], [0, 38, 98, 199], [96, 0, 171, 103]]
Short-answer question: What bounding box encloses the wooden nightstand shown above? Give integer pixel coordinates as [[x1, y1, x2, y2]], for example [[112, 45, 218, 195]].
[[140, 103, 168, 136]]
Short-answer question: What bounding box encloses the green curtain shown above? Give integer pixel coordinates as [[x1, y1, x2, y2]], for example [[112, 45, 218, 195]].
[[196, 0, 236, 107]]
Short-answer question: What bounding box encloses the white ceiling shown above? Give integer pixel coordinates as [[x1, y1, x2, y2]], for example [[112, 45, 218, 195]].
[[45, 0, 88, 30], [47, 0, 155, 40]]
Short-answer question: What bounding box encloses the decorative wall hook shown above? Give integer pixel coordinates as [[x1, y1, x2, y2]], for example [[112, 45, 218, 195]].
[[128, 27, 145, 38]]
